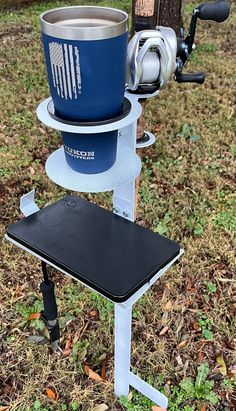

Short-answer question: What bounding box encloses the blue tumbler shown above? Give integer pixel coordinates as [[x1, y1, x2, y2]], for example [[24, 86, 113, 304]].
[[61, 130, 118, 174], [40, 6, 128, 121], [40, 6, 128, 173]]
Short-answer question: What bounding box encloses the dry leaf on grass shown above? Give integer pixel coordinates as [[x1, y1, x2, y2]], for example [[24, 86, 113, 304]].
[[63, 349, 71, 357], [65, 336, 72, 350], [101, 360, 107, 381], [84, 364, 103, 382], [93, 404, 108, 411], [29, 313, 41, 320], [89, 309, 98, 318], [177, 340, 188, 349], [164, 300, 172, 312], [199, 404, 206, 411], [153, 125, 161, 133], [216, 355, 227, 376], [152, 406, 167, 411], [28, 166, 35, 175], [45, 387, 57, 400], [0, 406, 9, 411], [197, 351, 205, 362], [73, 331, 80, 344], [192, 321, 201, 331], [159, 326, 169, 335]]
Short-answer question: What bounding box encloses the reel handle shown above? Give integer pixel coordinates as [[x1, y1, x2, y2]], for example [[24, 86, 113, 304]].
[[176, 71, 206, 84], [197, 0, 230, 23]]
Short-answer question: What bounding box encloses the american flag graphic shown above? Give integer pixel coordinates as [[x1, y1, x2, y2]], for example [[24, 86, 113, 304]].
[[49, 42, 82, 100]]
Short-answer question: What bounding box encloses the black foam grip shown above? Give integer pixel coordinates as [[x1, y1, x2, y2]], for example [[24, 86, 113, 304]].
[[135, 16, 153, 32], [40, 280, 58, 321], [176, 72, 206, 84], [198, 0, 230, 22]]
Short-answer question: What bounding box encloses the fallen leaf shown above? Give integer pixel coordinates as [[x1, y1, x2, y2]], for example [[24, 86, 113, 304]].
[[45, 387, 57, 400], [39, 127, 46, 135], [159, 326, 169, 336], [101, 360, 107, 381], [192, 321, 201, 331], [73, 331, 80, 344], [28, 167, 35, 175], [197, 351, 205, 362], [0, 407, 9, 411], [84, 364, 103, 382], [216, 355, 227, 376], [164, 300, 172, 312], [29, 313, 41, 320], [177, 340, 188, 349], [65, 336, 72, 350], [176, 355, 183, 367], [152, 406, 167, 411], [89, 310, 98, 318], [63, 349, 71, 357], [96, 353, 107, 363], [175, 318, 184, 334], [199, 404, 206, 411], [93, 404, 108, 411], [153, 125, 161, 133], [127, 391, 133, 401]]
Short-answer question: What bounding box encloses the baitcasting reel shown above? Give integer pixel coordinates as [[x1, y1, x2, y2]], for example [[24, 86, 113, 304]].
[[126, 0, 230, 95]]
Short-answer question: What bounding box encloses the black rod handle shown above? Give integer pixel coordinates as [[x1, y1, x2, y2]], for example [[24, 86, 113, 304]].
[[176, 72, 206, 84], [197, 0, 230, 22]]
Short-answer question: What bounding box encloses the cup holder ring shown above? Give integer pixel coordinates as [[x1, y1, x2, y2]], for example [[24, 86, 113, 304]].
[[47, 98, 132, 128]]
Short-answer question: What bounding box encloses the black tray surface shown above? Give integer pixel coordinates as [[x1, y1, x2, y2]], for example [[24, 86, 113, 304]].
[[7, 196, 180, 302]]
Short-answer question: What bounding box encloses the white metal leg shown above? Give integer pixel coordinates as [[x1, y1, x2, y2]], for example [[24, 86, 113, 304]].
[[114, 304, 132, 397], [129, 372, 168, 409], [114, 303, 168, 408]]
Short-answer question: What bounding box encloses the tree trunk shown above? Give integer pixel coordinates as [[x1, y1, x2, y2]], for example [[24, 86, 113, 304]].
[[156, 0, 183, 34], [132, 0, 183, 34]]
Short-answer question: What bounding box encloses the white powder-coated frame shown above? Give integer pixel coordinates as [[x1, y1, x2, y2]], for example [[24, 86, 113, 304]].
[[37, 94, 143, 221], [6, 190, 184, 409], [8, 92, 183, 408]]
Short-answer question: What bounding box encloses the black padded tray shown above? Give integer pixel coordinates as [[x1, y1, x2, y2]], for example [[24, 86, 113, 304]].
[[7, 196, 180, 302]]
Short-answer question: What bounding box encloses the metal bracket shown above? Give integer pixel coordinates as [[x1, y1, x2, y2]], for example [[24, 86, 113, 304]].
[[113, 181, 136, 222], [136, 131, 156, 149], [20, 190, 40, 217]]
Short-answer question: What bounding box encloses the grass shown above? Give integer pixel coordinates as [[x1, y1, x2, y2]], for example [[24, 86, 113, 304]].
[[0, 0, 236, 410]]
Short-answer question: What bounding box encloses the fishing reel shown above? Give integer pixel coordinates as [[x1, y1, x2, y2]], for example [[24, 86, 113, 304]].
[[126, 0, 230, 95]]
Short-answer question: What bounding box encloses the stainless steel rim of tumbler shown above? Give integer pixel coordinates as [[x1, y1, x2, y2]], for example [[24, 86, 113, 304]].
[[40, 6, 128, 40]]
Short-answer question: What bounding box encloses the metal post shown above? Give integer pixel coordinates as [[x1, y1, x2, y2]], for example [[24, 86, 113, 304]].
[[114, 304, 132, 397]]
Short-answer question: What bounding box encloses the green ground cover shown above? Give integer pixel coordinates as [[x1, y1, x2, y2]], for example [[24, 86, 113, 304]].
[[0, 1, 235, 410]]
